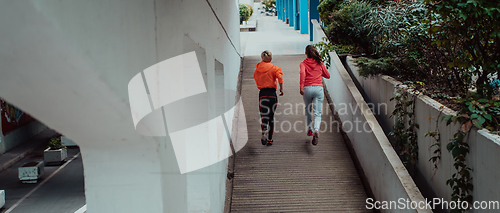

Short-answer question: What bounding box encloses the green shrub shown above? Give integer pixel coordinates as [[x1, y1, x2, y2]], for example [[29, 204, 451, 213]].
[[365, 0, 389, 6], [320, 0, 499, 99], [246, 4, 254, 17], [239, 4, 251, 22], [48, 137, 66, 150], [324, 0, 373, 53], [318, 0, 345, 26], [365, 2, 427, 57], [319, 1, 500, 208], [424, 0, 500, 97], [314, 37, 354, 68], [355, 57, 395, 77], [263, 0, 276, 12], [393, 2, 478, 96]]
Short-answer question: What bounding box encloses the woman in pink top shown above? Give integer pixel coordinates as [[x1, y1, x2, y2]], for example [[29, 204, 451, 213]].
[[299, 45, 331, 145]]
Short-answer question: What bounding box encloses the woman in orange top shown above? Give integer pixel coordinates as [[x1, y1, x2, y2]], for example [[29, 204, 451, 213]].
[[254, 50, 284, 146], [300, 45, 330, 145]]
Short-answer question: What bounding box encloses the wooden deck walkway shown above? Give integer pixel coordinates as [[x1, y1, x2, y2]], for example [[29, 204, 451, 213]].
[[230, 55, 372, 212]]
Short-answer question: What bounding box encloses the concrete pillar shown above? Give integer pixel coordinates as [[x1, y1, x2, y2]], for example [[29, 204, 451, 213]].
[[277, 0, 281, 20], [309, 0, 320, 41], [283, 0, 288, 23], [0, 0, 243, 212], [294, 0, 299, 30], [288, 0, 294, 27], [288, 0, 292, 24], [279, 0, 284, 21], [282, 0, 285, 22], [282, 0, 286, 22], [299, 0, 308, 34]]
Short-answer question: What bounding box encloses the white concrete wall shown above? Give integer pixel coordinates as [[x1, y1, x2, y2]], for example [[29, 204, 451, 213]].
[[239, 0, 254, 7], [324, 52, 429, 213], [346, 57, 500, 212], [311, 19, 325, 45], [0, 0, 241, 212], [0, 119, 47, 155]]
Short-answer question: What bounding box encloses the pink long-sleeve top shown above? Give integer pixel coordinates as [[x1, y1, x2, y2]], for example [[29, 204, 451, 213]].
[[299, 58, 331, 89]]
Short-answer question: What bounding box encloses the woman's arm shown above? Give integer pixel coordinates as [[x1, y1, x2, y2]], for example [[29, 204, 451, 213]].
[[299, 62, 306, 89], [321, 63, 330, 79], [299, 62, 306, 95], [276, 67, 284, 96]]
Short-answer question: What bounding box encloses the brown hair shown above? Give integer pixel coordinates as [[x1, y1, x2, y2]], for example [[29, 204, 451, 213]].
[[305, 45, 322, 65], [261, 50, 272, 62]]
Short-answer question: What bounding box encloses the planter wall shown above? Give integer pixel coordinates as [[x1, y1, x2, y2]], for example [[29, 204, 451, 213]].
[[0, 119, 47, 155], [345, 56, 500, 212], [44, 148, 68, 164], [312, 20, 429, 212], [18, 161, 44, 183], [0, 190, 4, 209], [323, 51, 430, 213]]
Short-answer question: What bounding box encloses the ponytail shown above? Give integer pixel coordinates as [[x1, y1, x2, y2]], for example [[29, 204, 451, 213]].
[[305, 45, 322, 65]]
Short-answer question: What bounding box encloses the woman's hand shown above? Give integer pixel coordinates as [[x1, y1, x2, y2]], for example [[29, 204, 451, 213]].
[[300, 88, 304, 95], [279, 88, 284, 96]]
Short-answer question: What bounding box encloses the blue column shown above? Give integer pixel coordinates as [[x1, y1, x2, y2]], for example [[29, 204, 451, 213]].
[[299, 0, 308, 34], [281, 0, 285, 22], [294, 0, 299, 30], [288, 0, 294, 27], [277, 0, 281, 20], [309, 0, 319, 41], [280, 0, 285, 21], [277, 0, 280, 20], [284, 0, 288, 23]]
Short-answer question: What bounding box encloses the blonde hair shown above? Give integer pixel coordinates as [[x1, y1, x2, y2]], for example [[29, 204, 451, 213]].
[[261, 50, 272, 62]]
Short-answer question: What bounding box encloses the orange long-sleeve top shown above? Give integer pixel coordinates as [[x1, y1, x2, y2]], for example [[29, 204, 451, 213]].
[[253, 61, 283, 90], [299, 58, 330, 89]]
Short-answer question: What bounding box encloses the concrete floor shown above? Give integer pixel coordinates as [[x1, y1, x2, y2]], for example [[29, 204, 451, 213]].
[[230, 55, 371, 212], [0, 148, 85, 213], [240, 13, 312, 57]]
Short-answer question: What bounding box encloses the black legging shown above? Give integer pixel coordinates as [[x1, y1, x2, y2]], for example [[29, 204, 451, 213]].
[[259, 88, 277, 140]]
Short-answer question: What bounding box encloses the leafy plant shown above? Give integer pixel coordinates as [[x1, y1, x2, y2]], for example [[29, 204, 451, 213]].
[[239, 4, 251, 22], [317, 1, 500, 209], [424, 0, 500, 97], [324, 0, 374, 53], [365, 0, 389, 6], [364, 1, 427, 57], [320, 0, 499, 100], [426, 107, 443, 179], [246, 4, 254, 17], [318, 0, 345, 26], [355, 57, 395, 77], [438, 117, 474, 213], [314, 37, 354, 68], [48, 137, 66, 150], [454, 93, 500, 132], [446, 131, 473, 213], [263, 0, 276, 12], [389, 89, 419, 166], [438, 92, 500, 212]]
